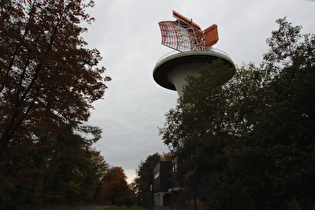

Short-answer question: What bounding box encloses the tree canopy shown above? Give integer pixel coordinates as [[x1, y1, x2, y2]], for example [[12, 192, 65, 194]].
[[133, 153, 161, 194], [0, 0, 112, 209], [0, 0, 110, 158], [96, 167, 135, 206], [160, 17, 315, 210]]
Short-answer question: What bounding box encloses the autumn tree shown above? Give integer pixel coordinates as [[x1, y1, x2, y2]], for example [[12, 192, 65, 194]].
[[160, 152, 173, 161], [160, 17, 315, 209], [97, 167, 135, 206], [0, 0, 111, 209], [0, 0, 110, 158]]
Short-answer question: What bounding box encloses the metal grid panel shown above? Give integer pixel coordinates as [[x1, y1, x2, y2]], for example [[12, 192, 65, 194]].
[[159, 21, 179, 51], [159, 21, 212, 52]]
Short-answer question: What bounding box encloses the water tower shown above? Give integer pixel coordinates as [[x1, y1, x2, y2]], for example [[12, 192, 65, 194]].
[[153, 11, 235, 97]]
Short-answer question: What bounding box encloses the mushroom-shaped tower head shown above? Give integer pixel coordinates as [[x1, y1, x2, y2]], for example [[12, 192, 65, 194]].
[[153, 51, 235, 97], [153, 11, 235, 97]]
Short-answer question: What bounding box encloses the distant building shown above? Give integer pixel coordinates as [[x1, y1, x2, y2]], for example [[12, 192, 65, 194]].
[[153, 160, 185, 207], [152, 160, 209, 208]]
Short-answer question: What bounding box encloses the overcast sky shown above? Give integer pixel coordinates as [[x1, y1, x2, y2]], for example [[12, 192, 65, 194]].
[[82, 0, 315, 183]]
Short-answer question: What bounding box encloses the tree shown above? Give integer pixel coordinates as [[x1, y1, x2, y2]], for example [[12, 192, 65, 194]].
[[133, 153, 161, 194], [0, 123, 109, 209], [0, 1, 111, 208], [40, 126, 109, 205], [160, 60, 235, 205], [160, 17, 315, 209], [160, 152, 173, 161], [97, 167, 135, 206], [0, 0, 110, 158]]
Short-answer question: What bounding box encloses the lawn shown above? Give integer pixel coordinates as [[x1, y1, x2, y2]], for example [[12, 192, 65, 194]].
[[34, 204, 107, 210], [34, 204, 145, 210]]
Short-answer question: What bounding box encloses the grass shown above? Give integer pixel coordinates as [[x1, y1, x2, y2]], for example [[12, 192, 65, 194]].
[[106, 206, 146, 210], [35, 205, 145, 210], [34, 204, 105, 210], [35, 206, 84, 210], [34, 204, 145, 210]]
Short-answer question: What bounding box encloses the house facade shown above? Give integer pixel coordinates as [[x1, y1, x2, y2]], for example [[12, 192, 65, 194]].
[[153, 160, 186, 207], [153, 160, 210, 208]]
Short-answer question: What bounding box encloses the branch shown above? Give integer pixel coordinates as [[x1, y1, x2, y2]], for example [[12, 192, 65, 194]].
[[0, 2, 36, 93]]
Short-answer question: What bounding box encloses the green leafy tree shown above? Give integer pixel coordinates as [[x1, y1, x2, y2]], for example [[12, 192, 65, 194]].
[[160, 17, 315, 210], [0, 0, 110, 158], [160, 60, 235, 204], [39, 125, 108, 205], [133, 153, 161, 194]]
